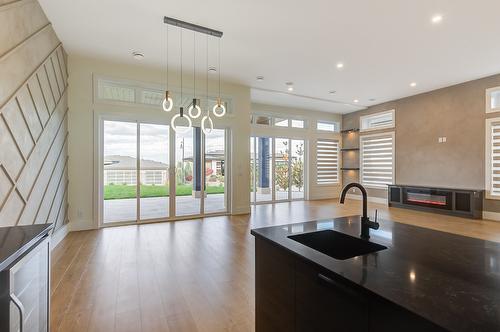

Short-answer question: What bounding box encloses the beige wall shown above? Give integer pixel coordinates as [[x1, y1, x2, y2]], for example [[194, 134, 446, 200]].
[[67, 55, 251, 231], [251, 103, 343, 200], [343, 73, 500, 213], [0, 0, 68, 232]]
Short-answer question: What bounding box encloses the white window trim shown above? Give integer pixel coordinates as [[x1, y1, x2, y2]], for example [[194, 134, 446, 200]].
[[316, 120, 340, 132], [360, 109, 395, 132], [360, 131, 395, 190], [485, 117, 500, 199], [93, 75, 233, 114], [486, 87, 500, 113]]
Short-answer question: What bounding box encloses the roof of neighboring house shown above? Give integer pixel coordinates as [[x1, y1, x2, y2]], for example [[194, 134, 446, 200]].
[[183, 150, 225, 162], [104, 155, 168, 170]]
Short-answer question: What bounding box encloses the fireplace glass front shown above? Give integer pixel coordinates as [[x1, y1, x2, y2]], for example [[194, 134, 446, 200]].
[[403, 188, 452, 210]]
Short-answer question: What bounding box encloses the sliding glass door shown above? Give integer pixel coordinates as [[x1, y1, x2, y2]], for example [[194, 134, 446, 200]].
[[103, 120, 138, 223], [204, 129, 226, 214], [250, 136, 305, 204], [275, 138, 290, 201], [175, 127, 201, 217], [139, 123, 170, 220], [291, 139, 305, 200], [101, 119, 228, 225]]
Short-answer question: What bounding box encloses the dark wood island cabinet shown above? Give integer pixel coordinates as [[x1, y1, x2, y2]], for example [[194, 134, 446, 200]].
[[252, 216, 500, 332], [255, 237, 443, 332]]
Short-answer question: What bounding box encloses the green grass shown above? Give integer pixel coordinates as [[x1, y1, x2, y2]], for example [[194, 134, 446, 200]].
[[104, 184, 224, 200]]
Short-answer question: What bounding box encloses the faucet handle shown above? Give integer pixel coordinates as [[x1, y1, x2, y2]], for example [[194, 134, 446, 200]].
[[374, 209, 378, 223]]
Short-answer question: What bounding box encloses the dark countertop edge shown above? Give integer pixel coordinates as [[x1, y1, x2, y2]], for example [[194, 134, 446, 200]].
[[251, 230, 447, 330], [0, 224, 53, 271]]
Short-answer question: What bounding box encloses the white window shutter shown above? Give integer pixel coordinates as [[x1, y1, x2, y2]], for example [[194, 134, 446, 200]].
[[360, 133, 394, 188], [316, 139, 339, 184]]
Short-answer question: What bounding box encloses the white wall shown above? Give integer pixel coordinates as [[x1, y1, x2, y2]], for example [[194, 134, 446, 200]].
[[67, 55, 250, 231], [251, 103, 343, 200]]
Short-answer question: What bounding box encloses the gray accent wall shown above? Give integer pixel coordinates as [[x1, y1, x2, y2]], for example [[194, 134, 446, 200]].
[[342, 73, 500, 214], [0, 0, 68, 231]]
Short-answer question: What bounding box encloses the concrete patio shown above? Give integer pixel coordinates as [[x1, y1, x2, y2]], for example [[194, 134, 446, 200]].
[[103, 194, 226, 222]]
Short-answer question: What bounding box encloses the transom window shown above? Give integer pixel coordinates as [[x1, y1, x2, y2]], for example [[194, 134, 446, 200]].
[[291, 119, 305, 128], [251, 114, 307, 129], [317, 121, 339, 132], [486, 87, 500, 113], [95, 77, 229, 111], [360, 110, 395, 131]]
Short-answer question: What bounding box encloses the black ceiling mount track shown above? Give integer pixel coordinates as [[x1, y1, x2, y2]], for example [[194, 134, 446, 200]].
[[164, 16, 223, 38]]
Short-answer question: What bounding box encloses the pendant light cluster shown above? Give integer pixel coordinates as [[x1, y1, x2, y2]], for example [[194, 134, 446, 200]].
[[162, 16, 225, 134]]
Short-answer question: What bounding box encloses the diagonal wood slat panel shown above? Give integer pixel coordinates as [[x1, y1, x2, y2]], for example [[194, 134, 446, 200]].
[[0, 0, 49, 58], [0, 0, 68, 232], [0, 26, 59, 108], [16, 85, 43, 140]]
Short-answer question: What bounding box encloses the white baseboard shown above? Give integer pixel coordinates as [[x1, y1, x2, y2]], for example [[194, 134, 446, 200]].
[[50, 223, 70, 250], [232, 206, 251, 215], [346, 194, 388, 205], [482, 211, 500, 221]]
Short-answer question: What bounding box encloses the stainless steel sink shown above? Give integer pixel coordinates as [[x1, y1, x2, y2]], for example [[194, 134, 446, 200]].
[[288, 229, 387, 260]]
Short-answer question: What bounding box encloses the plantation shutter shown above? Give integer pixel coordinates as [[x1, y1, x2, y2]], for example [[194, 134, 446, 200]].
[[489, 121, 500, 196], [360, 133, 394, 188], [316, 139, 339, 184]]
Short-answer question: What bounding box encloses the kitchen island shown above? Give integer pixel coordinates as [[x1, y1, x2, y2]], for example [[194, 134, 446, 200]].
[[251, 216, 500, 332]]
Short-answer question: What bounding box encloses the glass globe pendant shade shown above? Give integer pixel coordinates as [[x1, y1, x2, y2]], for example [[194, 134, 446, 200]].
[[188, 99, 202, 118], [212, 98, 226, 118], [171, 107, 192, 133], [201, 114, 214, 135], [162, 91, 173, 112]]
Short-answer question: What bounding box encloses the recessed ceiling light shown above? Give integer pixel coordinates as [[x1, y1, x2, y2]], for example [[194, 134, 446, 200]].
[[410, 82, 417, 87], [132, 51, 144, 60], [431, 14, 443, 24], [208, 66, 217, 73], [329, 90, 336, 94], [336, 62, 344, 69], [353, 99, 359, 103], [286, 82, 294, 92], [256, 76, 264, 81]]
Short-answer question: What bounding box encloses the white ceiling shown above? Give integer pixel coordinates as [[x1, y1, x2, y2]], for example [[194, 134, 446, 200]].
[[39, 0, 500, 114]]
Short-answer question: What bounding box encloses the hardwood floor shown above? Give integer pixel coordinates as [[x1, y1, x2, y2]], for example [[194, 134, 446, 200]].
[[50, 199, 500, 332]]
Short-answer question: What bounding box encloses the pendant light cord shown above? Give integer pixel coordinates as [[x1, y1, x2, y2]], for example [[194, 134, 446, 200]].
[[180, 28, 183, 101], [206, 34, 209, 114], [166, 25, 169, 90], [193, 31, 196, 101], [218, 38, 221, 101]]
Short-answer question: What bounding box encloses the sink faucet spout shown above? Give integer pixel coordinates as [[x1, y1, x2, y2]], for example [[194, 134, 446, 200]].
[[339, 183, 379, 239]]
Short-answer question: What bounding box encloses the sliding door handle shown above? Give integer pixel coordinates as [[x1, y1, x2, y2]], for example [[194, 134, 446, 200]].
[[10, 293, 25, 332]]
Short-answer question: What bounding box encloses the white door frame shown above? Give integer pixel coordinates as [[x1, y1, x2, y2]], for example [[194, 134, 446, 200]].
[[250, 135, 307, 205], [95, 114, 231, 228]]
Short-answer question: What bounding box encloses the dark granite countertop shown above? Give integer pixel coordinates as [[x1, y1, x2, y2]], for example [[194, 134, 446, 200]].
[[251, 216, 500, 332], [0, 224, 52, 271]]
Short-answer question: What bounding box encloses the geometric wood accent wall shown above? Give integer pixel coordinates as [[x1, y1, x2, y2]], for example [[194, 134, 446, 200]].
[[0, 0, 68, 233]]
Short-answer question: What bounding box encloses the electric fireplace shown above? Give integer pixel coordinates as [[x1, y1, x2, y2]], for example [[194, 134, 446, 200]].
[[404, 188, 452, 210], [388, 185, 483, 219]]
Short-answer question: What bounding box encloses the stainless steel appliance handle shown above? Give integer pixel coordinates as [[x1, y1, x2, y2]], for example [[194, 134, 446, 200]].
[[10, 293, 24, 332]]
